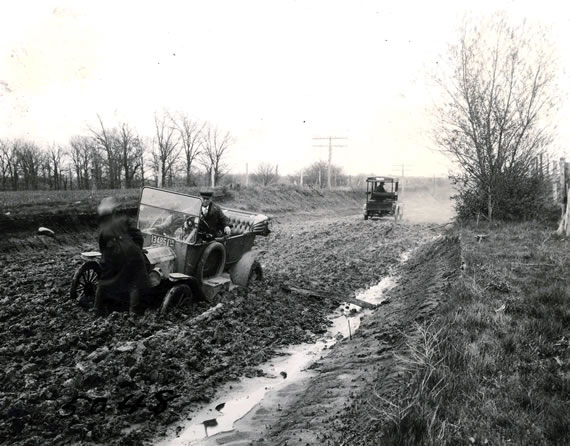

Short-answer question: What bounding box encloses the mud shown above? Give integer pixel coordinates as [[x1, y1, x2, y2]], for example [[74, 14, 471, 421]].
[[0, 209, 455, 445]]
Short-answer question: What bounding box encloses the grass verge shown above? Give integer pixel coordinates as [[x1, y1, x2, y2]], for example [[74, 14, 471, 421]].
[[371, 221, 569, 445]]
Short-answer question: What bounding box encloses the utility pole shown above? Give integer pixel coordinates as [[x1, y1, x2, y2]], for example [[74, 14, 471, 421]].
[[392, 163, 414, 193], [313, 136, 347, 190]]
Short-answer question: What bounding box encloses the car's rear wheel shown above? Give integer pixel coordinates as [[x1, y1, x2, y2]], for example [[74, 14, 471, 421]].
[[160, 284, 193, 315], [249, 260, 263, 283], [364, 214, 369, 220], [70, 261, 101, 309], [230, 252, 263, 287]]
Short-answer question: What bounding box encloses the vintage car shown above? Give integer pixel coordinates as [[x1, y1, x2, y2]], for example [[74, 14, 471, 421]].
[[69, 187, 271, 314], [363, 176, 402, 221]]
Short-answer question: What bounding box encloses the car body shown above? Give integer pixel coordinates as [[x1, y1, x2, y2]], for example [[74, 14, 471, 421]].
[[363, 176, 402, 221], [70, 187, 271, 314]]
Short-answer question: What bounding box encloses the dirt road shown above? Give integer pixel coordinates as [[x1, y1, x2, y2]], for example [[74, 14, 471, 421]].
[[200, 223, 460, 446], [0, 204, 456, 445]]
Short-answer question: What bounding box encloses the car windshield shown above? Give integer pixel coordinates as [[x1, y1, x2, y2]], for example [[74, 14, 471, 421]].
[[137, 187, 202, 235]]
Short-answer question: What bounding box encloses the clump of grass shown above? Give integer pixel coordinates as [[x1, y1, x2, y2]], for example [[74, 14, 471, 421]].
[[366, 323, 452, 445]]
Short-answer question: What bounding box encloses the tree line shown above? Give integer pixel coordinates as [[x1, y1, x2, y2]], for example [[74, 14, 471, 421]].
[[0, 111, 232, 192]]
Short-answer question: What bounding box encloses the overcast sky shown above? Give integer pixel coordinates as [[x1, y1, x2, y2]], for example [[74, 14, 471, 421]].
[[1, 0, 569, 177]]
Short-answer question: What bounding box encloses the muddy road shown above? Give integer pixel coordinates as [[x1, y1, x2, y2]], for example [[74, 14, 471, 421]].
[[0, 206, 456, 445]]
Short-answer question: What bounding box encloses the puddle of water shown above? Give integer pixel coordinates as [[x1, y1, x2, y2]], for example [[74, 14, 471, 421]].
[[155, 276, 397, 446], [356, 276, 397, 305]]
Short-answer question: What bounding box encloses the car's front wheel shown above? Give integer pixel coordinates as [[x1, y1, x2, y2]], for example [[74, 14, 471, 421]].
[[70, 261, 101, 309], [160, 284, 193, 315]]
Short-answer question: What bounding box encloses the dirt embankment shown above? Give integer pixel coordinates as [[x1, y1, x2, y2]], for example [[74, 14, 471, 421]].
[[0, 187, 366, 253]]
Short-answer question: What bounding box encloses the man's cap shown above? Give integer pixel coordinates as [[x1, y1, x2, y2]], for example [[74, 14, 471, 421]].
[[97, 196, 119, 215], [200, 190, 214, 198]]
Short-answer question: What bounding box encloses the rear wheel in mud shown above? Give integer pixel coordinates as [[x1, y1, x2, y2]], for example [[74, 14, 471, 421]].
[[70, 261, 101, 309], [160, 284, 193, 315], [230, 252, 263, 287], [249, 260, 263, 283], [196, 242, 226, 283]]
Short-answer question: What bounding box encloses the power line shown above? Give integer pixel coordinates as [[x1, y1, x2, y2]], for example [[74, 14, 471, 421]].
[[312, 136, 347, 189]]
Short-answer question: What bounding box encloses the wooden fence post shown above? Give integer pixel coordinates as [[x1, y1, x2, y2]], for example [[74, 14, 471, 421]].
[[557, 158, 569, 236]]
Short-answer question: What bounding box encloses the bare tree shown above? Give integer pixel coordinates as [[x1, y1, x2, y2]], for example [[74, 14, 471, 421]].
[[253, 162, 278, 186], [2, 140, 22, 190], [152, 112, 181, 187], [69, 136, 95, 189], [200, 124, 232, 187], [90, 115, 120, 189], [46, 144, 66, 190], [117, 123, 143, 188], [303, 160, 343, 188], [18, 141, 43, 190], [0, 139, 9, 190], [434, 15, 558, 221], [171, 113, 204, 187]]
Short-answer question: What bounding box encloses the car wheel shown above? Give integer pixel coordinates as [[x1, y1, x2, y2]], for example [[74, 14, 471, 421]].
[[249, 260, 263, 283], [364, 214, 369, 220], [230, 252, 262, 287], [70, 261, 101, 309], [160, 284, 193, 315], [196, 241, 226, 283]]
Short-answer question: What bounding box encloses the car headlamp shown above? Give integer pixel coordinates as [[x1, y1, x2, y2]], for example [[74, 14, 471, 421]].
[[148, 268, 163, 287]]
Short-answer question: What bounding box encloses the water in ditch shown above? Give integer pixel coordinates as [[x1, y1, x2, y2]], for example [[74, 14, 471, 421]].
[[154, 275, 397, 445]]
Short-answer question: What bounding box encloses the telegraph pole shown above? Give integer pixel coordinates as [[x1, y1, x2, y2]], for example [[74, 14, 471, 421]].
[[392, 163, 414, 193], [312, 136, 347, 189]]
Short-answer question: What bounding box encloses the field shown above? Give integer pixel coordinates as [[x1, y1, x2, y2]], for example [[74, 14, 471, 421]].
[[0, 184, 567, 445]]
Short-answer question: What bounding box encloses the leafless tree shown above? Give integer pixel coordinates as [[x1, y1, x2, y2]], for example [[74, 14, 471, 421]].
[[303, 160, 344, 188], [200, 124, 232, 187], [253, 162, 278, 186], [117, 123, 144, 188], [2, 140, 22, 190], [46, 144, 66, 190], [434, 14, 558, 221], [90, 115, 120, 189], [18, 141, 43, 190], [170, 112, 204, 187], [0, 139, 9, 190], [152, 112, 181, 187], [69, 136, 95, 189]]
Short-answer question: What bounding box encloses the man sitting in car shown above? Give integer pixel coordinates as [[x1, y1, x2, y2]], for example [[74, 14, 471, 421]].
[[198, 190, 232, 239]]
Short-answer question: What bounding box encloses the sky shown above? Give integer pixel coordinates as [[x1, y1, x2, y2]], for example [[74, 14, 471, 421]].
[[1, 0, 569, 178]]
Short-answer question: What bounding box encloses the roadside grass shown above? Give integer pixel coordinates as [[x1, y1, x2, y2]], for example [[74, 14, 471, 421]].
[[371, 221, 569, 445]]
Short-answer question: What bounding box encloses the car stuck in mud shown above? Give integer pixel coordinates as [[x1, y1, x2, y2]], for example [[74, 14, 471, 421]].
[[70, 187, 271, 315]]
